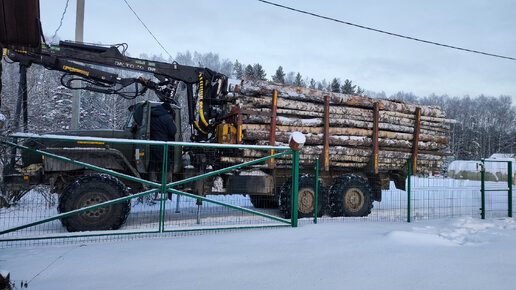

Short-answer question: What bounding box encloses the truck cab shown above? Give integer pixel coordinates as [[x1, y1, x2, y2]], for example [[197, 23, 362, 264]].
[[5, 101, 183, 196]]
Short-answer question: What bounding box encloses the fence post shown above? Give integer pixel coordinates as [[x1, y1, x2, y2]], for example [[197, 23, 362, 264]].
[[291, 150, 300, 227], [407, 161, 411, 223], [314, 158, 319, 224], [508, 161, 513, 218], [481, 160, 486, 220], [159, 144, 169, 232], [290, 159, 294, 226]]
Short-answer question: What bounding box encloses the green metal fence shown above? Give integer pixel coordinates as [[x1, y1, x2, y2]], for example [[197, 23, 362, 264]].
[[0, 133, 300, 246], [310, 160, 514, 225], [480, 159, 513, 219], [2, 132, 513, 247]]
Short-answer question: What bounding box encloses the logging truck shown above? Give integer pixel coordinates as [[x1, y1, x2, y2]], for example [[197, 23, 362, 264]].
[[1, 41, 451, 232], [0, 2, 451, 231]]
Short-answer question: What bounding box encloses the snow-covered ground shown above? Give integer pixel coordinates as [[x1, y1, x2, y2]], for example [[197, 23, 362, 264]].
[[1, 177, 515, 289], [2, 217, 516, 289]]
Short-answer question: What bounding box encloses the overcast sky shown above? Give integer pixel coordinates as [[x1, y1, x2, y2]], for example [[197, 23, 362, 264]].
[[39, 0, 516, 102]]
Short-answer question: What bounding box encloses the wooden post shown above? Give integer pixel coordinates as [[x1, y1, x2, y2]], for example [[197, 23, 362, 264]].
[[369, 103, 380, 174], [323, 95, 330, 171], [410, 107, 422, 175], [269, 90, 278, 168]]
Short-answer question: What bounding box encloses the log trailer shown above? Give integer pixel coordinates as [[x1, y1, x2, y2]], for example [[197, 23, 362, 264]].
[[0, 0, 450, 231]]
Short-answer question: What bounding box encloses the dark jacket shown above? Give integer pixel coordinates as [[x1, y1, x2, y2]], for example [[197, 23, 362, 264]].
[[149, 105, 176, 172], [150, 105, 176, 141]]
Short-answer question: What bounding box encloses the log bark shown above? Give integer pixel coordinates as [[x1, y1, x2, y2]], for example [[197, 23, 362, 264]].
[[243, 130, 448, 150], [219, 157, 442, 173], [242, 124, 449, 144], [238, 106, 452, 129], [234, 102, 454, 125], [236, 79, 446, 117], [243, 114, 448, 135], [223, 80, 453, 176], [242, 148, 444, 162]]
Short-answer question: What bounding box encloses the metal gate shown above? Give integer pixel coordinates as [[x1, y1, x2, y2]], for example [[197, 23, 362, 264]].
[[0, 134, 300, 244], [479, 159, 513, 219]]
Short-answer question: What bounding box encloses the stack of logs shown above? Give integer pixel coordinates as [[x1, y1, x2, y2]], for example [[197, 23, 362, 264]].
[[222, 79, 453, 175]]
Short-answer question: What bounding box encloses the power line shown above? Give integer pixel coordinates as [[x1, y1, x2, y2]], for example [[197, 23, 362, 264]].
[[122, 0, 173, 60], [50, 0, 70, 42], [258, 0, 516, 61]]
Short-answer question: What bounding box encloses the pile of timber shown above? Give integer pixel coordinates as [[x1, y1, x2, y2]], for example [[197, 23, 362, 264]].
[[221, 79, 453, 175]]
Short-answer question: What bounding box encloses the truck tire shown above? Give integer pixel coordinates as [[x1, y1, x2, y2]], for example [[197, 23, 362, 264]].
[[58, 174, 131, 232], [279, 175, 326, 219], [249, 195, 279, 209], [329, 174, 373, 217]]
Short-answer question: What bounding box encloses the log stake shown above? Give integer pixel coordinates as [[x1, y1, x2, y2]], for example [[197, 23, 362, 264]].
[[410, 108, 422, 175]]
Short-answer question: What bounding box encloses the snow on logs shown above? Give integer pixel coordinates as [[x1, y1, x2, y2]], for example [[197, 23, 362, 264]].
[[223, 79, 453, 174]]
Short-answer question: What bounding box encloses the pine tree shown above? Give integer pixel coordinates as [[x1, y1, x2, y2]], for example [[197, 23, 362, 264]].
[[272, 66, 286, 84], [253, 63, 267, 80], [309, 78, 316, 89], [318, 79, 328, 91], [244, 64, 254, 78], [356, 86, 364, 96], [233, 60, 243, 79], [341, 79, 356, 94], [330, 78, 341, 93], [175, 51, 194, 66], [293, 72, 304, 87], [285, 71, 296, 85]]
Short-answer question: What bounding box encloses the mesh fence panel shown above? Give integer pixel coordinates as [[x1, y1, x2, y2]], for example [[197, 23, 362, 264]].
[[306, 175, 496, 224], [483, 161, 513, 218], [1, 135, 514, 247], [0, 138, 293, 247], [410, 177, 481, 220]]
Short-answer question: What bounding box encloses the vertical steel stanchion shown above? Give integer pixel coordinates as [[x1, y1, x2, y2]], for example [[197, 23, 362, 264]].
[[159, 144, 169, 232], [314, 158, 319, 224], [291, 154, 295, 226], [481, 160, 486, 220], [407, 161, 411, 223], [508, 161, 512, 218], [292, 150, 300, 227]]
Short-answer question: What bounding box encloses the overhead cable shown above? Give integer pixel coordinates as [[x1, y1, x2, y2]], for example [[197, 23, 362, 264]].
[[122, 0, 173, 60], [258, 0, 516, 61], [50, 0, 70, 42]]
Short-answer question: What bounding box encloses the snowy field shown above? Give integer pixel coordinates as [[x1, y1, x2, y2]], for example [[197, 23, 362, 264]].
[[2, 217, 516, 289]]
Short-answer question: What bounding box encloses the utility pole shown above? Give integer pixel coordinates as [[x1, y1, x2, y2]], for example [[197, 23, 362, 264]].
[[71, 0, 85, 129]]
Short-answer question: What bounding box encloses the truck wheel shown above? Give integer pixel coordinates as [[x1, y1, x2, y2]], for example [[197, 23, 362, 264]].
[[329, 174, 373, 217], [58, 174, 131, 232], [279, 175, 326, 219], [249, 195, 279, 209]]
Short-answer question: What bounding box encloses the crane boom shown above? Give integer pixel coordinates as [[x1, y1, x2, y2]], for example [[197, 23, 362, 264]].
[[6, 41, 228, 137]]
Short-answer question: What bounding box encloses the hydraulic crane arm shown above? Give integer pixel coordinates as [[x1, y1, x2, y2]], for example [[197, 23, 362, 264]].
[[6, 41, 228, 138]]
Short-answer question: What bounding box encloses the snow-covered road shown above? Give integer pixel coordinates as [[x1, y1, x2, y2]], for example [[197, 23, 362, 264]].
[[2, 217, 516, 290]]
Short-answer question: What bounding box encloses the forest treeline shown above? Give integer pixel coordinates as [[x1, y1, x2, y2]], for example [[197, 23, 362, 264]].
[[1, 50, 514, 162]]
